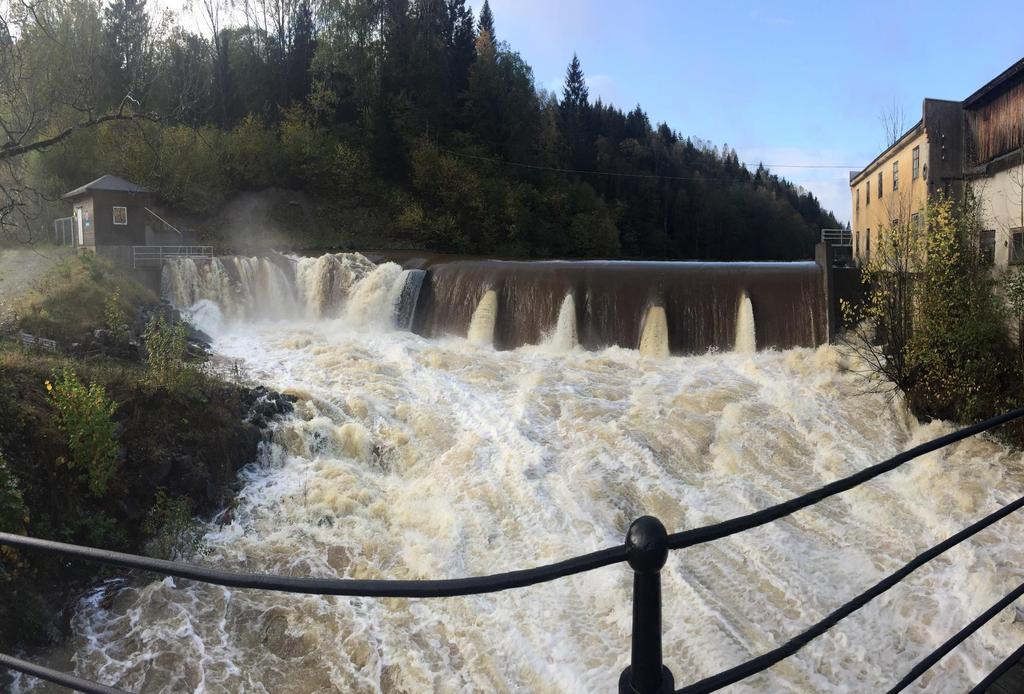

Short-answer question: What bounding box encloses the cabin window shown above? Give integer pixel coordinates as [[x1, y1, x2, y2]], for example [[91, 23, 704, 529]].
[[113, 206, 127, 225], [1012, 229, 1024, 265], [892, 161, 899, 190], [979, 229, 995, 266], [877, 172, 883, 199], [912, 146, 920, 180]]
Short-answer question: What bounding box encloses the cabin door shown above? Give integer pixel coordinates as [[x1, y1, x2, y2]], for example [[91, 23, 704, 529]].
[[75, 206, 84, 247]]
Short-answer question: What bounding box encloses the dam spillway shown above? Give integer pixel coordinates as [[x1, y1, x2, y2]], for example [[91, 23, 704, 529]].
[[37, 250, 1024, 693], [163, 252, 826, 354]]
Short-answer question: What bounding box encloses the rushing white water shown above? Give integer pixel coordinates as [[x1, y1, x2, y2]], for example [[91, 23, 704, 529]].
[[466, 289, 499, 347], [735, 293, 757, 354], [544, 293, 578, 352], [24, 254, 1024, 693], [638, 305, 670, 357]]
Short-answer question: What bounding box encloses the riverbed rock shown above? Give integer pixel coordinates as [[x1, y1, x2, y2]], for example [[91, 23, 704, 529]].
[[242, 385, 297, 427]]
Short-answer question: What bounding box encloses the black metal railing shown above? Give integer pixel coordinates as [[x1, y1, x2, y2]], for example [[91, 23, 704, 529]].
[[4, 407, 1024, 693]]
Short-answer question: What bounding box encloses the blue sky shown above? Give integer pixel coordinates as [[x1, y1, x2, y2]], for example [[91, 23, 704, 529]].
[[486, 0, 1022, 221]]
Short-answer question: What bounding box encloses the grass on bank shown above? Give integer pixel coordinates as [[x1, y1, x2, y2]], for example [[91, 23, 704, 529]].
[[0, 255, 262, 652]]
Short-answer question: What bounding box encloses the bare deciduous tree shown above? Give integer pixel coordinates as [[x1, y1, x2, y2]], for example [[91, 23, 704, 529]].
[[879, 99, 908, 149], [0, 0, 185, 240]]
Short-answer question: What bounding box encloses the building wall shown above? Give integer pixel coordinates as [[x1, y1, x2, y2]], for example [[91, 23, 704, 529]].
[[92, 190, 151, 247], [848, 100, 967, 266], [850, 129, 929, 263], [922, 99, 966, 194], [967, 78, 1024, 166], [975, 159, 1024, 268]]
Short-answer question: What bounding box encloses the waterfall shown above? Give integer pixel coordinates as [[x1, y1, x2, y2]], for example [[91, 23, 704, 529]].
[[393, 270, 426, 331], [163, 253, 829, 353], [638, 305, 670, 357], [735, 292, 757, 354], [163, 253, 413, 330], [467, 290, 498, 347], [343, 262, 405, 329], [545, 293, 578, 351]]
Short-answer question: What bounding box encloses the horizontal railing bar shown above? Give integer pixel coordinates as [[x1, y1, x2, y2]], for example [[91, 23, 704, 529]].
[[666, 406, 1024, 550], [0, 652, 130, 694], [0, 532, 628, 597], [675, 492, 1024, 693], [968, 640, 1024, 693], [886, 580, 1024, 693]]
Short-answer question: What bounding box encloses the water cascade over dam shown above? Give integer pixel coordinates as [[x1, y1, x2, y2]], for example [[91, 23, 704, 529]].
[[162, 252, 826, 354], [30, 250, 1022, 693]]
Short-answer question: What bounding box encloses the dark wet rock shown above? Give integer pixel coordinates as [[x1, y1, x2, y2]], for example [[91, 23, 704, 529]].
[[241, 385, 296, 428]]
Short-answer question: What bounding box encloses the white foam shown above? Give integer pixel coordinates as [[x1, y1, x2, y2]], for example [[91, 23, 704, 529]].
[[467, 289, 498, 347], [735, 292, 756, 354], [49, 267, 1024, 694]]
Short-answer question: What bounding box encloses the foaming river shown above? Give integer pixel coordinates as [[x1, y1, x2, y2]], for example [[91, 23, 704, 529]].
[[19, 254, 1024, 692]]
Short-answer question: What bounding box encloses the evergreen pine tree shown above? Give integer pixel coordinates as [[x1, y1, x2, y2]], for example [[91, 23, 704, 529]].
[[103, 0, 151, 103], [561, 53, 588, 113], [478, 0, 495, 43]]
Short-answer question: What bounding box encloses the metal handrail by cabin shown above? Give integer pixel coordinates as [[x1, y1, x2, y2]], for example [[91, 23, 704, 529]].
[[3, 408, 1024, 693], [132, 246, 214, 269]]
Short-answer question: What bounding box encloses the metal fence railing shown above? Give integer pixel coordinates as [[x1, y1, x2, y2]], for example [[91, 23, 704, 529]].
[[132, 246, 214, 269], [3, 409, 1024, 693], [17, 331, 57, 352], [53, 217, 74, 247], [821, 228, 853, 246]]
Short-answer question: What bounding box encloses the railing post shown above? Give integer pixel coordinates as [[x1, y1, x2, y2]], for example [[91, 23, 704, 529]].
[[619, 516, 674, 694]]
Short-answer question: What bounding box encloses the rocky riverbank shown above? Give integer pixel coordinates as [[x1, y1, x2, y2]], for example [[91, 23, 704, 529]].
[[0, 253, 298, 659]]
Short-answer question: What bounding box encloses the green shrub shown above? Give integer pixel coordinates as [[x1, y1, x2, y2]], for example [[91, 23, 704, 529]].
[[103, 288, 130, 342], [905, 192, 1018, 421], [143, 315, 189, 389], [47, 367, 119, 496], [0, 451, 28, 534], [143, 491, 205, 560]]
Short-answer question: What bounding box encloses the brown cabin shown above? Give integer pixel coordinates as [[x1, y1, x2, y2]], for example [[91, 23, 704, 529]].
[[62, 174, 186, 267]]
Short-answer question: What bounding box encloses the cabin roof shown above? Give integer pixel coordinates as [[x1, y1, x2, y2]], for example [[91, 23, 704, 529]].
[[62, 175, 151, 199]]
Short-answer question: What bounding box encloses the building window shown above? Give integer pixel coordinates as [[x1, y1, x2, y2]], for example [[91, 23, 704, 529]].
[[1012, 228, 1024, 265], [855, 231, 860, 256], [856, 188, 860, 212], [866, 181, 871, 205], [877, 172, 883, 199], [911, 212, 923, 235], [912, 146, 920, 180], [979, 229, 996, 266], [893, 161, 899, 190], [866, 228, 871, 263], [113, 206, 128, 225]]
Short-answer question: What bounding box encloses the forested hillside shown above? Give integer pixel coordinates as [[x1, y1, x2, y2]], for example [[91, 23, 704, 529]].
[[9, 0, 841, 258]]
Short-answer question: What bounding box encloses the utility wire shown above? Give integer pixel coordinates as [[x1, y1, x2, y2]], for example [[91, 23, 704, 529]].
[[438, 148, 858, 183]]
